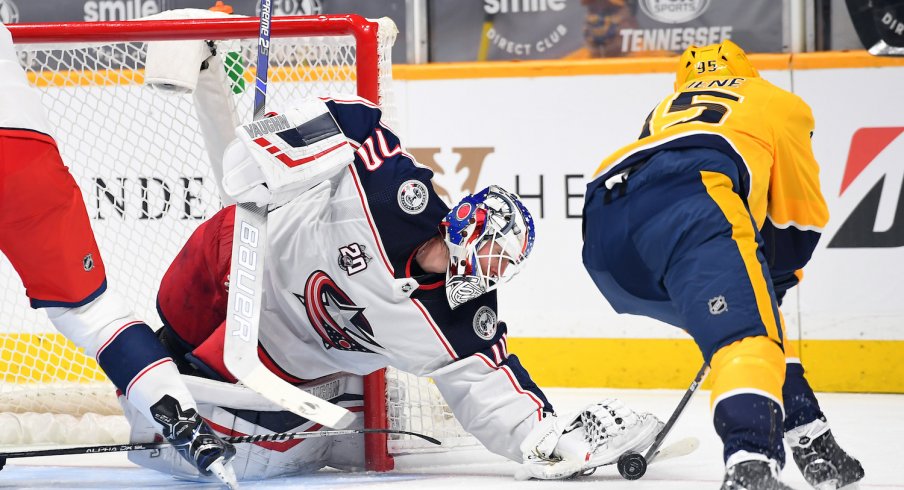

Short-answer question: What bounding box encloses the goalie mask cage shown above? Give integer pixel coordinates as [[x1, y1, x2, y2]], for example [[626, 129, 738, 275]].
[[3, 15, 478, 472]]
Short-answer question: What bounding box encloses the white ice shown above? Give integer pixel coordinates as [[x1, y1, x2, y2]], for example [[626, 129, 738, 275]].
[[1, 388, 900, 489]]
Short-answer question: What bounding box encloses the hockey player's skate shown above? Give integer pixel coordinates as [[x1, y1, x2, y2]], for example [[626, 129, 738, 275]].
[[721, 460, 796, 490], [786, 418, 864, 490], [150, 395, 238, 488]]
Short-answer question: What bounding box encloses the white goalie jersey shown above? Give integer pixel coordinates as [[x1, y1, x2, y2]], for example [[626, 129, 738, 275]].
[[155, 58, 554, 465]]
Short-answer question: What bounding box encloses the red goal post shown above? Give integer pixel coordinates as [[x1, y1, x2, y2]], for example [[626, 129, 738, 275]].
[[9, 15, 383, 102], [2, 14, 482, 473]]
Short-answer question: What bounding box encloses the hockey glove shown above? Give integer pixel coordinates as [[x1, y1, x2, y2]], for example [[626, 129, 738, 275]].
[[515, 398, 662, 480], [221, 98, 354, 207]]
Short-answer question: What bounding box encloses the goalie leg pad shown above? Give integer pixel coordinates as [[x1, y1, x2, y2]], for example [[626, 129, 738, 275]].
[[125, 373, 365, 480]]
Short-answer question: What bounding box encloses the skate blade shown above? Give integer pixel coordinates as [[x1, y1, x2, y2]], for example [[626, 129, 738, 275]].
[[208, 459, 239, 489]]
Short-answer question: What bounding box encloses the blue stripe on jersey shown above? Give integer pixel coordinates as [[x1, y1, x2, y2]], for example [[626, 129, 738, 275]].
[[96, 322, 170, 392], [497, 354, 553, 414], [325, 98, 449, 273], [30, 278, 107, 309]]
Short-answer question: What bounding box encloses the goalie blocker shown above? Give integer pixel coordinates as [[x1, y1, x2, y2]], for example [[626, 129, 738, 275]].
[[221, 99, 355, 207]]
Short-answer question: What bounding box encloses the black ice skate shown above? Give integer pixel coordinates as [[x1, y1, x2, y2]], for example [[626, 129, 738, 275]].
[[150, 395, 238, 487], [721, 460, 796, 490], [786, 418, 864, 489]]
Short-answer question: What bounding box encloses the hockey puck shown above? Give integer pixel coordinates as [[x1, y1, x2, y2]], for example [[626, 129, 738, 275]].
[[617, 451, 647, 480]]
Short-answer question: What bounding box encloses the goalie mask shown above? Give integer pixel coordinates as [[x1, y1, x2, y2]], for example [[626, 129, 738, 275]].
[[442, 186, 535, 309]]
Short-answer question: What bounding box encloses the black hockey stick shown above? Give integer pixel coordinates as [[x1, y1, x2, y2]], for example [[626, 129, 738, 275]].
[[0, 427, 439, 463], [616, 362, 710, 480], [845, 0, 904, 56]]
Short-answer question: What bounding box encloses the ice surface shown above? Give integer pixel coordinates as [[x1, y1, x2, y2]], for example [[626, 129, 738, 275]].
[[1, 388, 900, 489]]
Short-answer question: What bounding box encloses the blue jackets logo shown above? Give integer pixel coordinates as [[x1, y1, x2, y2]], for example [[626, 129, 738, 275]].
[[297, 270, 382, 353]]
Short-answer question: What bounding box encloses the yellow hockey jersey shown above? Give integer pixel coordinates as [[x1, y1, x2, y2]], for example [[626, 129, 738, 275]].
[[589, 75, 829, 295]]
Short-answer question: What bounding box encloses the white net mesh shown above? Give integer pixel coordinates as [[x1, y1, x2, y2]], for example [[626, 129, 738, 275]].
[[385, 367, 480, 454]]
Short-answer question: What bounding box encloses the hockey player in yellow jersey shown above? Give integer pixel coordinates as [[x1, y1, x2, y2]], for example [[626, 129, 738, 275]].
[[581, 40, 864, 489]]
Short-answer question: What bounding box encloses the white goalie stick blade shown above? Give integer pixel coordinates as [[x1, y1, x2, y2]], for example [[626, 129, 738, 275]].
[[553, 436, 700, 480], [223, 202, 355, 429], [648, 436, 700, 464]]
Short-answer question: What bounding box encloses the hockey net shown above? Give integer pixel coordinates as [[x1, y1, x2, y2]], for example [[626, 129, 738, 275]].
[[2, 15, 478, 470]]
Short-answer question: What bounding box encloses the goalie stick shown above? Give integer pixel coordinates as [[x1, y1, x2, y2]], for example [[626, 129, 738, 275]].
[[578, 436, 700, 478], [0, 427, 440, 466], [221, 1, 355, 430]]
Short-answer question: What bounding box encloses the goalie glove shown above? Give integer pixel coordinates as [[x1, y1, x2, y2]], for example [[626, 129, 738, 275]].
[[515, 398, 662, 480], [221, 98, 355, 207]]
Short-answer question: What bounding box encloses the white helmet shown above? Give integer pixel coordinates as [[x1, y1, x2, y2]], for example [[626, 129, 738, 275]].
[[441, 186, 536, 309]]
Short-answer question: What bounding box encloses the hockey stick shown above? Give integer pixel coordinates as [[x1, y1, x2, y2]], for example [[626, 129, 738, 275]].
[[845, 0, 904, 56], [645, 362, 709, 464], [221, 0, 354, 429], [616, 362, 710, 480], [649, 436, 699, 463], [0, 428, 440, 463]]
